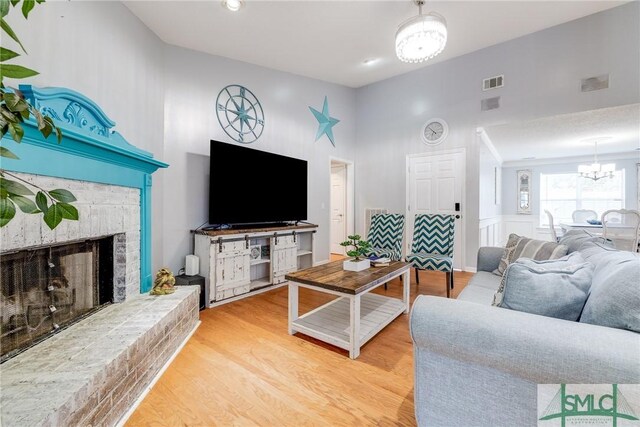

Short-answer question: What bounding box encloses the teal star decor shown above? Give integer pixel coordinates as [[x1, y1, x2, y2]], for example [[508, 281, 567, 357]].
[[309, 96, 340, 146]]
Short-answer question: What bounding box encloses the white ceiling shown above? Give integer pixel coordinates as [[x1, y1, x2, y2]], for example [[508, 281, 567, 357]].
[[123, 1, 626, 88], [484, 104, 640, 162]]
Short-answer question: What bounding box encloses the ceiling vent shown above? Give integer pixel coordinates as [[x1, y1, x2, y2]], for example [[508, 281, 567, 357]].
[[581, 74, 609, 92], [482, 75, 504, 91], [481, 96, 500, 111]]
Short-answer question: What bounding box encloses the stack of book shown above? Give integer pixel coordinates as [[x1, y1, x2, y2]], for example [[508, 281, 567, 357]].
[[368, 256, 391, 267]]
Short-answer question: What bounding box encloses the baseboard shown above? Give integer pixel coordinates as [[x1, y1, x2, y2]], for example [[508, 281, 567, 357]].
[[463, 266, 477, 273], [115, 320, 201, 427]]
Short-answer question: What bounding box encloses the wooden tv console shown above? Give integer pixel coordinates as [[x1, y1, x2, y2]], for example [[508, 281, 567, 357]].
[[193, 224, 317, 307]]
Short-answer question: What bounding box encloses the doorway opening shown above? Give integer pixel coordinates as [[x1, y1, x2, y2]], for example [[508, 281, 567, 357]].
[[329, 158, 354, 257]]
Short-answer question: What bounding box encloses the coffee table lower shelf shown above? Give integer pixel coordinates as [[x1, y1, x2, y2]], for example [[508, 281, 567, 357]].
[[290, 293, 406, 356]]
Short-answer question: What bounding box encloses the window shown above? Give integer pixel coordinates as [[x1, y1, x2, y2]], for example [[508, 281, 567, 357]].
[[540, 170, 625, 226]]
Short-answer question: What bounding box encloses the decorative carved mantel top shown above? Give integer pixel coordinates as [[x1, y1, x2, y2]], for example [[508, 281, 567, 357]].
[[19, 85, 153, 159]]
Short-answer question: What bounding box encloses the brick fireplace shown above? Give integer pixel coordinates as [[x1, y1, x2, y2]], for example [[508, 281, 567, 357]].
[[0, 86, 199, 426]]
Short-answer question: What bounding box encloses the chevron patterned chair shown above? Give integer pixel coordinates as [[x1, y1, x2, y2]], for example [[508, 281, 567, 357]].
[[406, 214, 456, 298], [364, 213, 405, 261]]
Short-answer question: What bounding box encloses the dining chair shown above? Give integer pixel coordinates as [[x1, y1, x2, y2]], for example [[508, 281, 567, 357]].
[[406, 214, 456, 298], [572, 209, 598, 223], [601, 209, 640, 252], [544, 209, 560, 242], [364, 213, 405, 261]]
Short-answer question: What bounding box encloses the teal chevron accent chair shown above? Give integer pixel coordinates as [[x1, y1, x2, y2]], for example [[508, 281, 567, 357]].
[[406, 214, 456, 298], [364, 213, 405, 261]]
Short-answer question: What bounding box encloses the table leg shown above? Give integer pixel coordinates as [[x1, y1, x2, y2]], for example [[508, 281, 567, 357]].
[[402, 270, 410, 314], [349, 295, 361, 359], [288, 283, 298, 335]]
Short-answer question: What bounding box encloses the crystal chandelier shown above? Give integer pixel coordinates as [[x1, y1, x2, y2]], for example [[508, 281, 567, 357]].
[[578, 141, 615, 181], [395, 0, 447, 63]]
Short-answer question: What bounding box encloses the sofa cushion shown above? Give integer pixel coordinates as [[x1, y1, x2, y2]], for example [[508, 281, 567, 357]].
[[579, 243, 640, 333], [468, 271, 501, 291], [493, 254, 593, 321], [493, 234, 568, 276], [559, 229, 614, 253], [457, 285, 497, 305]]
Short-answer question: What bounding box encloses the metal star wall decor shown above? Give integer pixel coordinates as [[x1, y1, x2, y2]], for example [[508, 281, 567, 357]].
[[309, 96, 340, 146]]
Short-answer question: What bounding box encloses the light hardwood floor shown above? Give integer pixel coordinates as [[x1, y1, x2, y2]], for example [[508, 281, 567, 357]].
[[126, 265, 472, 427]]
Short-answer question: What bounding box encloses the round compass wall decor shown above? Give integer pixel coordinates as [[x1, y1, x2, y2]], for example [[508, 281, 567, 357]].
[[216, 84, 265, 144]]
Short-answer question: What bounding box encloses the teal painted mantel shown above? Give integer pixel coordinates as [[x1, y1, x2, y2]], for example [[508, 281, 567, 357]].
[[1, 85, 168, 293]]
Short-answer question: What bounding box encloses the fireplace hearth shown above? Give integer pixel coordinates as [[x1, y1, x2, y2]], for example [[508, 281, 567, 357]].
[[0, 235, 122, 362]]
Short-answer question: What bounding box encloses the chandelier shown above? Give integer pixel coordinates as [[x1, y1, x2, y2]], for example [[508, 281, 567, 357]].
[[395, 0, 447, 63], [578, 141, 615, 181]]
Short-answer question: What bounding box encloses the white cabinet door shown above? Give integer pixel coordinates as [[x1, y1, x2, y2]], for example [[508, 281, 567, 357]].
[[272, 235, 297, 284], [407, 150, 465, 269], [214, 241, 250, 301]]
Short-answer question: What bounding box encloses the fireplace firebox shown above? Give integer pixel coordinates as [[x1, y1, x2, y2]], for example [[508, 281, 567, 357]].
[[1, 236, 116, 362]]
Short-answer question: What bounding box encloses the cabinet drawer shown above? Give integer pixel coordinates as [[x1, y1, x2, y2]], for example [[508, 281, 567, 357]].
[[273, 235, 296, 249], [215, 284, 250, 301]]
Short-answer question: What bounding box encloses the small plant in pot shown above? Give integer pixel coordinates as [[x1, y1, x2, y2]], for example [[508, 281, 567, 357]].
[[340, 235, 372, 272]]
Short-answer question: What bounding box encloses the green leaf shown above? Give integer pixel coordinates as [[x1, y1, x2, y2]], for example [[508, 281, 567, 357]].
[[0, 196, 15, 227], [7, 121, 23, 142], [9, 194, 38, 213], [0, 146, 18, 158], [0, 176, 33, 195], [35, 190, 47, 213], [35, 0, 44, 4], [57, 202, 78, 220], [21, 0, 33, 18], [0, 106, 18, 123], [3, 92, 28, 111], [0, 187, 7, 198], [0, 17, 26, 54], [0, 64, 38, 79], [11, 0, 20, 6], [43, 203, 63, 229], [0, 47, 18, 62], [49, 188, 76, 203], [0, 0, 9, 18]]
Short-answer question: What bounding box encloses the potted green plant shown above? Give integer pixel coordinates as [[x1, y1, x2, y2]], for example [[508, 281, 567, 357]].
[[340, 235, 372, 272]]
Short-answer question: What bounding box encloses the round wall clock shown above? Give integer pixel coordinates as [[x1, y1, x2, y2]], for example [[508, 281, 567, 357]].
[[216, 84, 265, 144], [421, 118, 449, 146]]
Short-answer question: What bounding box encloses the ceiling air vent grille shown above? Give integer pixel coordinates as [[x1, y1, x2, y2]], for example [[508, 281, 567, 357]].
[[581, 74, 609, 92], [481, 96, 500, 111], [482, 75, 504, 91]]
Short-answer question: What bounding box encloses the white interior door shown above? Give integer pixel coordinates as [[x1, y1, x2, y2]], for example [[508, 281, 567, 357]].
[[330, 165, 347, 254], [407, 150, 465, 270]]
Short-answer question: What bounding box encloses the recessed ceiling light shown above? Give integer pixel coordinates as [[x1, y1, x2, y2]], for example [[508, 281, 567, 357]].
[[363, 58, 379, 66], [222, 0, 243, 12]]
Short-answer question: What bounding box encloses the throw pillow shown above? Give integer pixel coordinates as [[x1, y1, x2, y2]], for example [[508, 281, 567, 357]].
[[493, 233, 522, 276], [579, 247, 640, 333], [492, 234, 569, 277], [508, 236, 568, 265], [493, 254, 593, 321]]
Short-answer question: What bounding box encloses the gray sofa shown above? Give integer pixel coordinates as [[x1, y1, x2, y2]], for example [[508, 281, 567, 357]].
[[409, 235, 640, 427]]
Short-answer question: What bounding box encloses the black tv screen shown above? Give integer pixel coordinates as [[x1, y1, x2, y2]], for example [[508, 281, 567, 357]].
[[209, 140, 308, 225]]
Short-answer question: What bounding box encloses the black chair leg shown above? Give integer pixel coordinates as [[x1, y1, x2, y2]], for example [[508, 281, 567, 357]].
[[445, 272, 451, 298], [450, 270, 454, 289], [415, 268, 420, 285], [384, 283, 388, 290]]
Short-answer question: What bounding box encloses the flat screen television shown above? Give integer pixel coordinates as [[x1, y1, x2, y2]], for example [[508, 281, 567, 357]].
[[209, 140, 308, 225]]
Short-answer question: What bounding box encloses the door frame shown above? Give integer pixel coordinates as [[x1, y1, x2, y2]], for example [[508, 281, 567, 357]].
[[405, 148, 466, 271], [329, 157, 355, 255]]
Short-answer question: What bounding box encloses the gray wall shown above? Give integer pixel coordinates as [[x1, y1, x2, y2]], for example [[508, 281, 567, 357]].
[[479, 142, 502, 220], [162, 45, 357, 271], [354, 1, 639, 268]]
